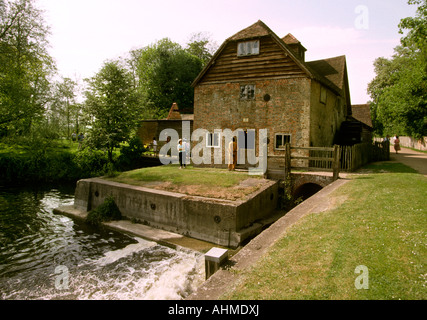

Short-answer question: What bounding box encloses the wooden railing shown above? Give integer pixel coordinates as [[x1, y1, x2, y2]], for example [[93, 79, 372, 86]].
[[269, 144, 341, 180], [268, 142, 390, 179]]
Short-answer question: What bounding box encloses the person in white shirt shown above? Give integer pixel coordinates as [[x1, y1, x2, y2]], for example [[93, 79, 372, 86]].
[[152, 137, 157, 153], [177, 139, 186, 169]]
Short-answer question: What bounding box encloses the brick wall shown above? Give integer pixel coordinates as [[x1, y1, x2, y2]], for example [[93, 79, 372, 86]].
[[193, 77, 311, 167]]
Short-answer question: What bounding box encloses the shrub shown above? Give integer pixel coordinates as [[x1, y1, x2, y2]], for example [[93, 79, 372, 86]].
[[73, 148, 110, 178], [117, 136, 147, 171], [86, 196, 122, 226]]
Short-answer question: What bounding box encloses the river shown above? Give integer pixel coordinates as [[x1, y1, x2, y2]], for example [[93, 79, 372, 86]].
[[0, 184, 204, 300]]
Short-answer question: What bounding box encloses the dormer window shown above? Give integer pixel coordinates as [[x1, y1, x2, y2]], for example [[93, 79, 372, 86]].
[[237, 40, 260, 56]]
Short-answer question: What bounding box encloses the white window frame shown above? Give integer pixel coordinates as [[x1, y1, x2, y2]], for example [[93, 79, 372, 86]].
[[274, 133, 291, 150], [237, 40, 260, 57], [206, 132, 221, 148]]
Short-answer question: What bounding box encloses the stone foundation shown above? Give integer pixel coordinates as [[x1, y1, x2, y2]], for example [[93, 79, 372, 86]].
[[73, 178, 279, 248]]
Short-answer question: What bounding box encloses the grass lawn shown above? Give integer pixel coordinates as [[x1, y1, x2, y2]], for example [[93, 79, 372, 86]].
[[222, 162, 426, 300], [106, 165, 265, 201]]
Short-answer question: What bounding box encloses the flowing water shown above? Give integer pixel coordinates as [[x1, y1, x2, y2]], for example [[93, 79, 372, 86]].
[[0, 184, 204, 300]]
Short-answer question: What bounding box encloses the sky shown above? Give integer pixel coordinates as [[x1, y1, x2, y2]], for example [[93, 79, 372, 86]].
[[37, 0, 418, 104]]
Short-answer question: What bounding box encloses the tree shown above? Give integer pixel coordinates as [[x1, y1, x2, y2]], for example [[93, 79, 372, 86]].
[[0, 0, 55, 135], [399, 0, 427, 53], [368, 0, 427, 138], [84, 60, 141, 163], [135, 38, 203, 119], [48, 77, 83, 139], [185, 32, 217, 67]]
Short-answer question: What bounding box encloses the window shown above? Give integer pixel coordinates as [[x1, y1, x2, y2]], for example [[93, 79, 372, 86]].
[[237, 40, 260, 56], [238, 130, 255, 150], [275, 133, 291, 150], [240, 84, 255, 100], [206, 132, 220, 148], [320, 86, 327, 104]]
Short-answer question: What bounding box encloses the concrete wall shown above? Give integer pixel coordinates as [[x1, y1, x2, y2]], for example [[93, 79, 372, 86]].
[[397, 136, 427, 151], [74, 178, 278, 248]]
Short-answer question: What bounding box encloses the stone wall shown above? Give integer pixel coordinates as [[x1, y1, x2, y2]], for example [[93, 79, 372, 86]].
[[310, 80, 347, 147], [398, 136, 427, 151]]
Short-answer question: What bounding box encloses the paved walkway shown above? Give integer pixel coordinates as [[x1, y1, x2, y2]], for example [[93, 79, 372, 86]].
[[389, 147, 427, 177]]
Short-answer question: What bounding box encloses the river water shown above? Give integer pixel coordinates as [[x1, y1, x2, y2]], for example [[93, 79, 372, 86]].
[[0, 184, 204, 300]]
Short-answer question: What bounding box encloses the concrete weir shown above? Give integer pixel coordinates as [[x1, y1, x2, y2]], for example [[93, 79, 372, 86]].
[[58, 177, 279, 248]]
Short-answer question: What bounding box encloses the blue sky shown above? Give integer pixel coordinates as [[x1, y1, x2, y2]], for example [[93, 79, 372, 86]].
[[38, 0, 418, 104]]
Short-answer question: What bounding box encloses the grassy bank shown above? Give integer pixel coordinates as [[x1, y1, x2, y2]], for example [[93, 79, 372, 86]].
[[107, 165, 264, 200], [223, 162, 426, 300], [0, 138, 147, 184]]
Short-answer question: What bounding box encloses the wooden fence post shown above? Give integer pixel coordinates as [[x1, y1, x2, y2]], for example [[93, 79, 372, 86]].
[[333, 145, 340, 180]]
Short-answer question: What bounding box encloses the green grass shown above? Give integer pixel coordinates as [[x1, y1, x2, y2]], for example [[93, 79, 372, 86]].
[[106, 165, 264, 200], [223, 162, 427, 300], [108, 165, 254, 187]]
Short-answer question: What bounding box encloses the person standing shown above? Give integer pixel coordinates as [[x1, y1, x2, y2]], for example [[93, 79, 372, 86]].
[[177, 139, 186, 169], [78, 132, 84, 150], [394, 136, 401, 154], [228, 137, 238, 171], [152, 137, 157, 154], [183, 139, 190, 166]]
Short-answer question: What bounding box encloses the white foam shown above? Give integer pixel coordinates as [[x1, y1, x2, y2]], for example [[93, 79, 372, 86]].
[[141, 252, 204, 300], [94, 237, 157, 266]]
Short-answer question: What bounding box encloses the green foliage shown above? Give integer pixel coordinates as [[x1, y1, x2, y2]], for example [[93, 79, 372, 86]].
[[0, 145, 78, 183], [278, 175, 303, 211], [48, 77, 86, 139], [72, 148, 110, 178], [399, 0, 427, 52], [134, 38, 203, 118], [86, 196, 122, 226], [368, 47, 427, 137], [84, 60, 142, 163], [117, 135, 147, 170], [0, 139, 112, 184], [368, 1, 427, 138], [185, 32, 217, 67], [0, 0, 55, 134]]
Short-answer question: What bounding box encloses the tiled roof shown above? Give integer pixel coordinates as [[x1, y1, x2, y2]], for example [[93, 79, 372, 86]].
[[192, 20, 350, 99], [166, 102, 194, 121], [227, 20, 272, 41], [282, 33, 301, 45], [306, 56, 346, 91], [351, 104, 373, 128]]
